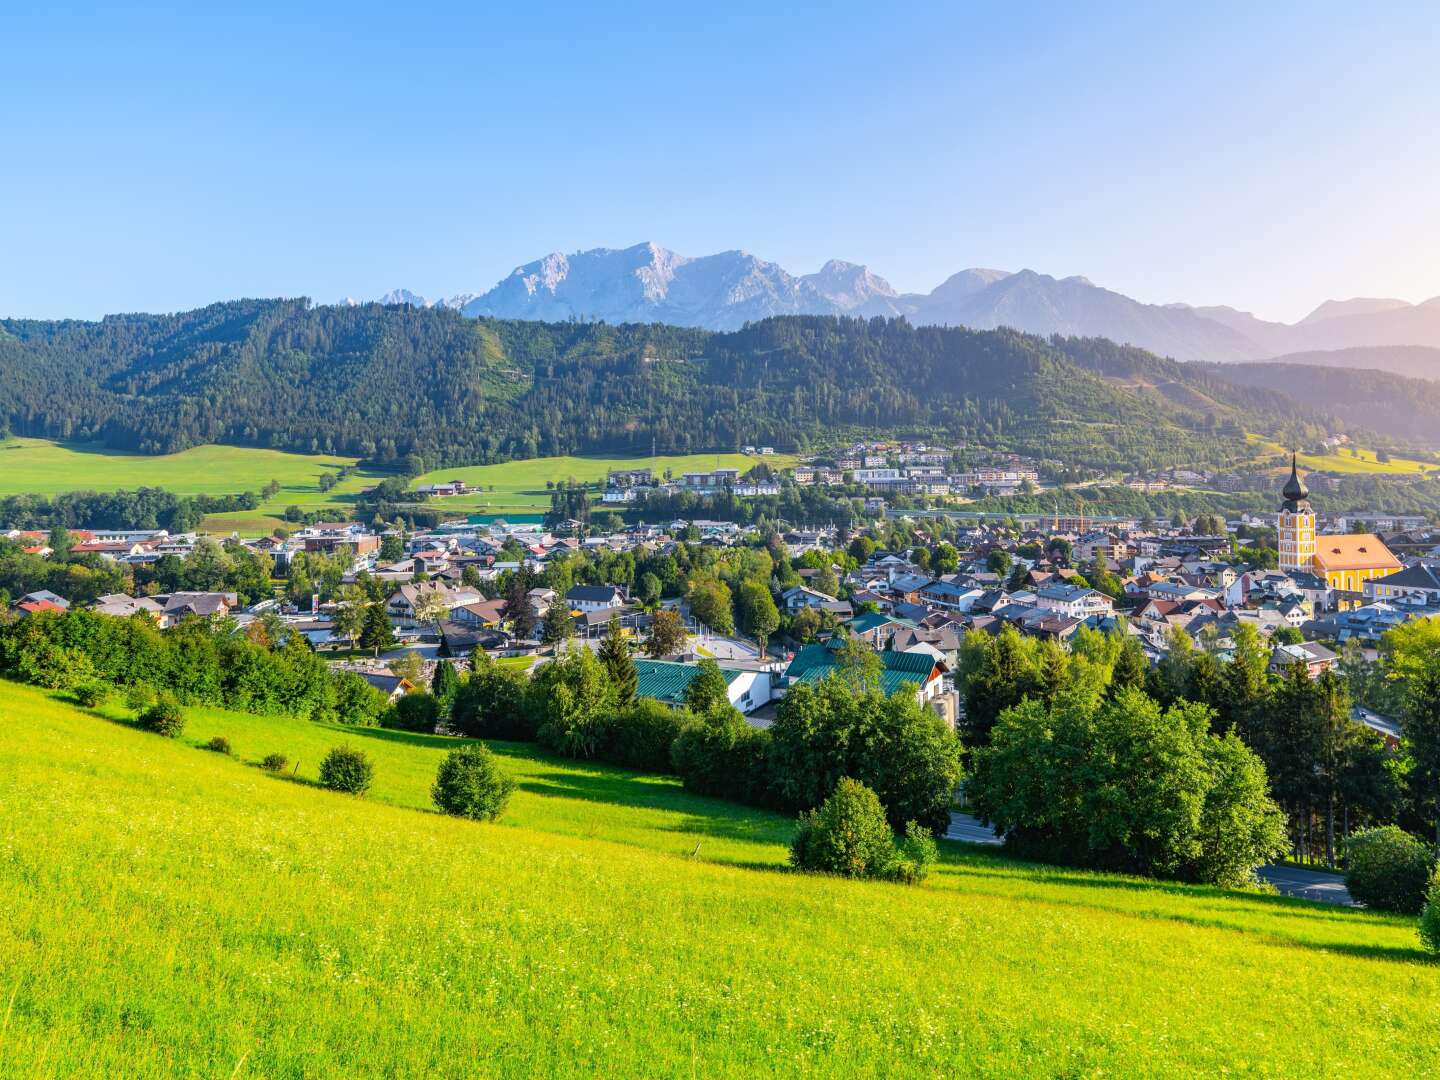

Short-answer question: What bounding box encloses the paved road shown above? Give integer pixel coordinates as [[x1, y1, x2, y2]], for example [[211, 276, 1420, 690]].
[[946, 813, 1356, 905], [1255, 864, 1355, 905]]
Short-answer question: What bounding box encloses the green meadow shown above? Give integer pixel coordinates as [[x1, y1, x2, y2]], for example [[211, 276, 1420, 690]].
[[407, 451, 797, 515], [1, 680, 1437, 1077], [0, 437, 795, 534]]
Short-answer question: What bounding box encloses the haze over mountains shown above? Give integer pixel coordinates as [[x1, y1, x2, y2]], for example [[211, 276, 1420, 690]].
[[375, 242, 1440, 369]]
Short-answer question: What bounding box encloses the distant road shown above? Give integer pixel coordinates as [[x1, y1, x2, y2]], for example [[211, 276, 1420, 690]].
[[946, 813, 1357, 906]]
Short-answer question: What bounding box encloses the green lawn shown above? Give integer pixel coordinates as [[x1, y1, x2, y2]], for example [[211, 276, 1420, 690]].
[[1, 680, 1436, 1077], [409, 451, 798, 514]]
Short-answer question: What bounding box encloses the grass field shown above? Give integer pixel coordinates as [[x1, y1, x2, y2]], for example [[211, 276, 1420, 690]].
[[3, 682, 1438, 1076], [0, 438, 797, 534], [1247, 434, 1436, 476], [408, 452, 798, 514]]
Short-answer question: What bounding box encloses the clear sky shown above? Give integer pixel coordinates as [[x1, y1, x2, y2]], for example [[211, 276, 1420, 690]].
[[2, 2, 1436, 322]]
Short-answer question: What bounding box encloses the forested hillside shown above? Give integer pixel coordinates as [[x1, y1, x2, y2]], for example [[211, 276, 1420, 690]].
[[1200, 361, 1440, 443], [0, 300, 1357, 472]]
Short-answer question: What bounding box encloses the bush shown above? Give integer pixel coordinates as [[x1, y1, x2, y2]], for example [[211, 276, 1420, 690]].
[[1345, 826, 1435, 914], [125, 682, 155, 713], [325, 670, 389, 727], [139, 692, 185, 738], [261, 753, 289, 773], [890, 821, 939, 885], [382, 691, 442, 734], [72, 680, 110, 708], [431, 743, 515, 821], [790, 778, 898, 880], [318, 745, 373, 795], [604, 699, 687, 772], [672, 709, 772, 805], [1420, 866, 1440, 957], [204, 736, 232, 755]]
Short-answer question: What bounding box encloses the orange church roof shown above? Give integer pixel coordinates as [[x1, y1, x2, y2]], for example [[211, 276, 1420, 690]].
[[1311, 533, 1401, 572]]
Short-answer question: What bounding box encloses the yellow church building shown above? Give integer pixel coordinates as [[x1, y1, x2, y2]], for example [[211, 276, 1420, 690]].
[[1277, 455, 1399, 603]]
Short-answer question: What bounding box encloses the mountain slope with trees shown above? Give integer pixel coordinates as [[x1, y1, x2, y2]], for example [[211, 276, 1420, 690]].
[[0, 300, 1383, 473]]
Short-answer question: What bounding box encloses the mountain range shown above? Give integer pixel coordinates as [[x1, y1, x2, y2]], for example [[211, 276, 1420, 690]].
[[376, 242, 1440, 368]]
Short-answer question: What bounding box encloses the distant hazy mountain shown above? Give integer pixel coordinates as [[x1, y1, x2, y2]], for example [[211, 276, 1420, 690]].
[[1264, 344, 1440, 381], [378, 242, 1440, 364]]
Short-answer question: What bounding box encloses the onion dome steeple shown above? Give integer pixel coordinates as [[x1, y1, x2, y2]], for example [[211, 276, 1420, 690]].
[[1281, 452, 1310, 511]]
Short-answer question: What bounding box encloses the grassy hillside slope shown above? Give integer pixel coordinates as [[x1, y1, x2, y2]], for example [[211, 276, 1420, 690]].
[[1, 681, 1436, 1077]]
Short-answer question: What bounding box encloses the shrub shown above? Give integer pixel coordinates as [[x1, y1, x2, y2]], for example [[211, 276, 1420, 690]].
[[324, 670, 389, 727], [790, 778, 897, 880], [1420, 866, 1440, 957], [72, 680, 110, 708], [382, 691, 442, 734], [672, 709, 772, 805], [319, 745, 373, 795], [139, 692, 185, 738], [204, 736, 232, 755], [431, 744, 515, 821], [1345, 826, 1434, 914], [890, 820, 939, 885], [18, 641, 95, 690], [125, 682, 156, 713], [261, 753, 289, 773], [604, 699, 687, 772]]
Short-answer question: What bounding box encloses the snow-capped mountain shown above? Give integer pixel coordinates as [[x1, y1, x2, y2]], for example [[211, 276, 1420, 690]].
[[374, 243, 1440, 364]]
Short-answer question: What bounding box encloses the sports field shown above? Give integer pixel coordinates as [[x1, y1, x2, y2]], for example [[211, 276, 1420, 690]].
[[1, 679, 1435, 1078]]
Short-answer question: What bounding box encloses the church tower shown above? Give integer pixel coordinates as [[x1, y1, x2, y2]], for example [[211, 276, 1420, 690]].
[[1277, 453, 1315, 572]]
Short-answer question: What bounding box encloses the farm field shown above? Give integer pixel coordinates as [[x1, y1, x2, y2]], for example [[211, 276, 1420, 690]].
[[1, 680, 1437, 1077]]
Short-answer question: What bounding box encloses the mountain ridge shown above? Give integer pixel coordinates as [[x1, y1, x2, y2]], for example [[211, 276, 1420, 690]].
[[373, 242, 1440, 364]]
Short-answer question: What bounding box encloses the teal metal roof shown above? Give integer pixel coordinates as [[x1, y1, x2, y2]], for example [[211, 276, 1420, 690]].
[[634, 659, 744, 705], [784, 644, 935, 696]]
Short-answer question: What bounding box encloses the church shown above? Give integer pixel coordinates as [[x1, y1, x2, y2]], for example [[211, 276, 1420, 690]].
[[1276, 455, 1399, 605]]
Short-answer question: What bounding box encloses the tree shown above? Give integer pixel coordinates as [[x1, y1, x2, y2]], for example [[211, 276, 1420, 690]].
[[431, 659, 461, 715], [319, 744, 373, 795], [597, 616, 638, 705], [432, 744, 515, 821], [1405, 661, 1440, 848], [686, 575, 734, 636], [531, 647, 616, 759], [636, 572, 663, 606], [358, 599, 396, 656], [451, 652, 535, 740], [970, 687, 1287, 885], [684, 658, 731, 714], [385, 691, 441, 733], [330, 588, 366, 650], [414, 590, 450, 638], [379, 533, 405, 562], [645, 609, 687, 657], [541, 600, 574, 646], [737, 580, 780, 654], [986, 549, 1012, 577]]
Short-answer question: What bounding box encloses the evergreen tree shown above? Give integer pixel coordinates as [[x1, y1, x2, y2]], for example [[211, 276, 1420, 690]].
[[598, 615, 638, 705], [542, 600, 573, 646], [1404, 662, 1440, 849], [359, 600, 396, 656]]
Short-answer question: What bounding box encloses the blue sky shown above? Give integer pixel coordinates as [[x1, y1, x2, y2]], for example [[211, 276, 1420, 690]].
[[2, 3, 1436, 322]]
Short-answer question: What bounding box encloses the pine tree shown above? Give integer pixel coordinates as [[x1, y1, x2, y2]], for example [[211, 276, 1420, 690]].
[[597, 616, 638, 705], [431, 659, 461, 715], [542, 601, 573, 646], [359, 600, 396, 656]]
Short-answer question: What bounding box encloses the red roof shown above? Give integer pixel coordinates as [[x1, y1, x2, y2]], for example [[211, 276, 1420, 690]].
[[17, 600, 66, 615]]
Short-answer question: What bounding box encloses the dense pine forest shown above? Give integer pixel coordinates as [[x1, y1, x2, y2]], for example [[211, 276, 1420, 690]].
[[0, 299, 1375, 472]]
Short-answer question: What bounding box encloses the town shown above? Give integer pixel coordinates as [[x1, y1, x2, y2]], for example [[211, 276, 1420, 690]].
[[5, 453, 1436, 780]]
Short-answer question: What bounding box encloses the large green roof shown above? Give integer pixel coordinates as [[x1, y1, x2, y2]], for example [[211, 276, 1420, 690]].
[[784, 644, 935, 696], [634, 660, 744, 706]]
